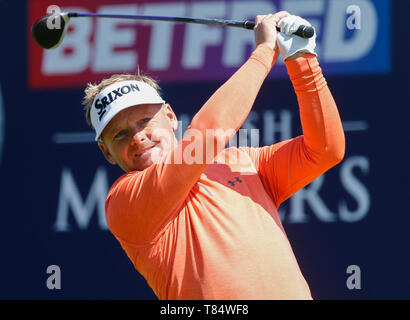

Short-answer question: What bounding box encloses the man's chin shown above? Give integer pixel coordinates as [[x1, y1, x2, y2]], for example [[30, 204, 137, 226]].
[[126, 147, 163, 172], [124, 161, 153, 172]]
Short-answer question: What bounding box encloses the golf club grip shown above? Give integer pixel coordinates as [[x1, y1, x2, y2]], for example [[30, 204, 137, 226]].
[[243, 21, 314, 39]]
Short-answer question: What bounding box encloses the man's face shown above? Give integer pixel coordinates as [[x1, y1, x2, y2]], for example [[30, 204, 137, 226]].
[[98, 103, 178, 172]]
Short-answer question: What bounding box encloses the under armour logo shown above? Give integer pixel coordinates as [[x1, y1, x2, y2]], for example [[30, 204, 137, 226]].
[[228, 177, 243, 186]]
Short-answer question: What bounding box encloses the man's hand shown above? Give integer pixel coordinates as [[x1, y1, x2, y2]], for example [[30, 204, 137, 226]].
[[276, 15, 317, 61], [253, 11, 290, 51]]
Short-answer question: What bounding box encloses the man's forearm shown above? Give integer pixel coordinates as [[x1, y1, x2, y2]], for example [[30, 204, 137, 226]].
[[187, 44, 277, 160], [286, 54, 345, 163]]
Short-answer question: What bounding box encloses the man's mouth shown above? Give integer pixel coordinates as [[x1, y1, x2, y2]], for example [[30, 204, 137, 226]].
[[135, 145, 155, 157]]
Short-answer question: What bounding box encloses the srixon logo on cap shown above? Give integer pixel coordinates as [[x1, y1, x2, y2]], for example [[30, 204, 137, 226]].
[[94, 82, 141, 121]]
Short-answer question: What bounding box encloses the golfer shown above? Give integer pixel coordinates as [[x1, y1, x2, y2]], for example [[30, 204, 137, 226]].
[[83, 12, 345, 299]]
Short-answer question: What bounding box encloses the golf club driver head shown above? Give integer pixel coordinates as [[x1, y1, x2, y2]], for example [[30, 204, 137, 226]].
[[31, 13, 70, 49]]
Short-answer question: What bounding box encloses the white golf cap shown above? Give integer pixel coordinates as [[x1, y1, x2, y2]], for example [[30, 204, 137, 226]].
[[90, 80, 165, 141]]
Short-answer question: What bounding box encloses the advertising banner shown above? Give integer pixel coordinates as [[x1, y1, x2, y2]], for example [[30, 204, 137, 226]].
[[28, 0, 390, 88]]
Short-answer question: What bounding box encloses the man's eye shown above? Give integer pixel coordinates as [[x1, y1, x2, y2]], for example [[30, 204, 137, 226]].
[[141, 118, 151, 124], [114, 130, 127, 140]]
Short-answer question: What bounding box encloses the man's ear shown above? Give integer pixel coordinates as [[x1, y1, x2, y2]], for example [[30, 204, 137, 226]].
[[163, 104, 178, 131], [98, 141, 117, 165]]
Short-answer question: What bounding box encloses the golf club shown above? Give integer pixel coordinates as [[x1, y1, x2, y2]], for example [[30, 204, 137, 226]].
[[31, 12, 315, 50]]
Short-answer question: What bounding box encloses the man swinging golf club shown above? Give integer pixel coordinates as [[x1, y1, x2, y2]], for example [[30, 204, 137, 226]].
[[82, 11, 345, 299]]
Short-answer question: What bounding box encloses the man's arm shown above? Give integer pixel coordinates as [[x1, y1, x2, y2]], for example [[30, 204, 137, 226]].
[[247, 53, 345, 208], [106, 13, 289, 245]]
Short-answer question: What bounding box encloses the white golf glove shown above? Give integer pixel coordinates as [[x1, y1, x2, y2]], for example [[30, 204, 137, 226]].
[[276, 15, 317, 61]]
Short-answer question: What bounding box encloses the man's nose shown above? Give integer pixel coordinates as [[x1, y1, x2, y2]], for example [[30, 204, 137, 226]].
[[131, 129, 148, 145]]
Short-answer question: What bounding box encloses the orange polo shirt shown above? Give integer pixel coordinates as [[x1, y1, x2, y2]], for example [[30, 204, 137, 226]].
[[105, 45, 345, 299]]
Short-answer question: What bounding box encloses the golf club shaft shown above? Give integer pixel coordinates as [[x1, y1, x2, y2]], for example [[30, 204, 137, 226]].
[[31, 11, 315, 50], [67, 12, 314, 38], [68, 12, 255, 29]]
